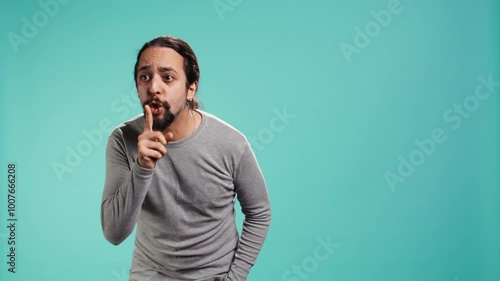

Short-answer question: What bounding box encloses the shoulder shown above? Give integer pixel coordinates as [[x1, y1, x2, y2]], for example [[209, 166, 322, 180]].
[[108, 114, 144, 142], [200, 110, 247, 140], [198, 110, 250, 152]]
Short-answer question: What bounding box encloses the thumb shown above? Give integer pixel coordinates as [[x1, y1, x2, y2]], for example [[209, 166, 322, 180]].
[[164, 132, 174, 142]]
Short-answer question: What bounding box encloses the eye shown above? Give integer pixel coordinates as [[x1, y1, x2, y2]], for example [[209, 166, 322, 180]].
[[139, 74, 150, 81], [163, 75, 174, 81]]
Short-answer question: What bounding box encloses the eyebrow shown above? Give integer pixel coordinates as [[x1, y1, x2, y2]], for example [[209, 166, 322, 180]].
[[137, 65, 178, 73]]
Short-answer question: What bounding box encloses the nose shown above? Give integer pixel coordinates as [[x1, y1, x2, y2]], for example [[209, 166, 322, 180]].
[[148, 75, 162, 97]]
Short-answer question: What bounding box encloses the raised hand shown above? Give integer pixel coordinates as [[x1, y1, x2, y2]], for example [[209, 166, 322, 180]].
[[137, 104, 173, 169]]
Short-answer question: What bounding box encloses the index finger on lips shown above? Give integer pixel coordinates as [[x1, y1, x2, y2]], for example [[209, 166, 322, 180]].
[[144, 104, 153, 132]]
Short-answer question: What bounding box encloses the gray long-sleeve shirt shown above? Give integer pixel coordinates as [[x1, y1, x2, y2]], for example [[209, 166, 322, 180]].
[[101, 110, 271, 281]]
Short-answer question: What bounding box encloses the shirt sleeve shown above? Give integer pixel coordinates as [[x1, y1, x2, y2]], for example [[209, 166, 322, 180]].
[[100, 129, 155, 245], [226, 142, 272, 280]]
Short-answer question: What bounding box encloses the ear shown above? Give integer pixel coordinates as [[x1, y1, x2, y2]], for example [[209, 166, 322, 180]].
[[187, 81, 198, 99]]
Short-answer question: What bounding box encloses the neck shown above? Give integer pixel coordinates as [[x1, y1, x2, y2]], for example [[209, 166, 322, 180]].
[[162, 106, 197, 141]]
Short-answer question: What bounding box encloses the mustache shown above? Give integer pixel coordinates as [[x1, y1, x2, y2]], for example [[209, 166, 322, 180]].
[[142, 97, 176, 131], [142, 97, 171, 111]]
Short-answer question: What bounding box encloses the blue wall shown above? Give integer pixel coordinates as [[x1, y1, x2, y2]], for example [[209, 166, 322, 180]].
[[1, 0, 498, 280]]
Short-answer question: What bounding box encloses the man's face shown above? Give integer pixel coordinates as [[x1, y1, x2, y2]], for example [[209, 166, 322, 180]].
[[136, 47, 193, 131]]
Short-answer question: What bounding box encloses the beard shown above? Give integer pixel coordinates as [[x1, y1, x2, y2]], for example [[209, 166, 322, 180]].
[[142, 97, 176, 132]]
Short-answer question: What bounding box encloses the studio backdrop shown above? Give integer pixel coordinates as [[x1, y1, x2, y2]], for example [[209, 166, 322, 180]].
[[1, 0, 499, 280]]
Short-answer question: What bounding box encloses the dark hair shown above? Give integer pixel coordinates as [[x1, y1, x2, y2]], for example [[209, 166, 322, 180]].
[[134, 36, 200, 110]]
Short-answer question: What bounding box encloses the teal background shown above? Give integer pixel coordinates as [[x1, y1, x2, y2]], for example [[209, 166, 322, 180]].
[[1, 0, 498, 280]]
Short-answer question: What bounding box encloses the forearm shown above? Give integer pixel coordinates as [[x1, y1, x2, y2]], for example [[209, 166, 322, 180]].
[[101, 162, 153, 245], [227, 205, 271, 280], [101, 131, 154, 245]]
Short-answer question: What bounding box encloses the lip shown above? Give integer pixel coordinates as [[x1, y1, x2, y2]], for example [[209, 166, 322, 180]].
[[151, 106, 163, 116], [149, 101, 163, 116]]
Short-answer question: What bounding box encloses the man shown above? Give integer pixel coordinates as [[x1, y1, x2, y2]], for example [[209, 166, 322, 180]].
[[100, 36, 271, 281]]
